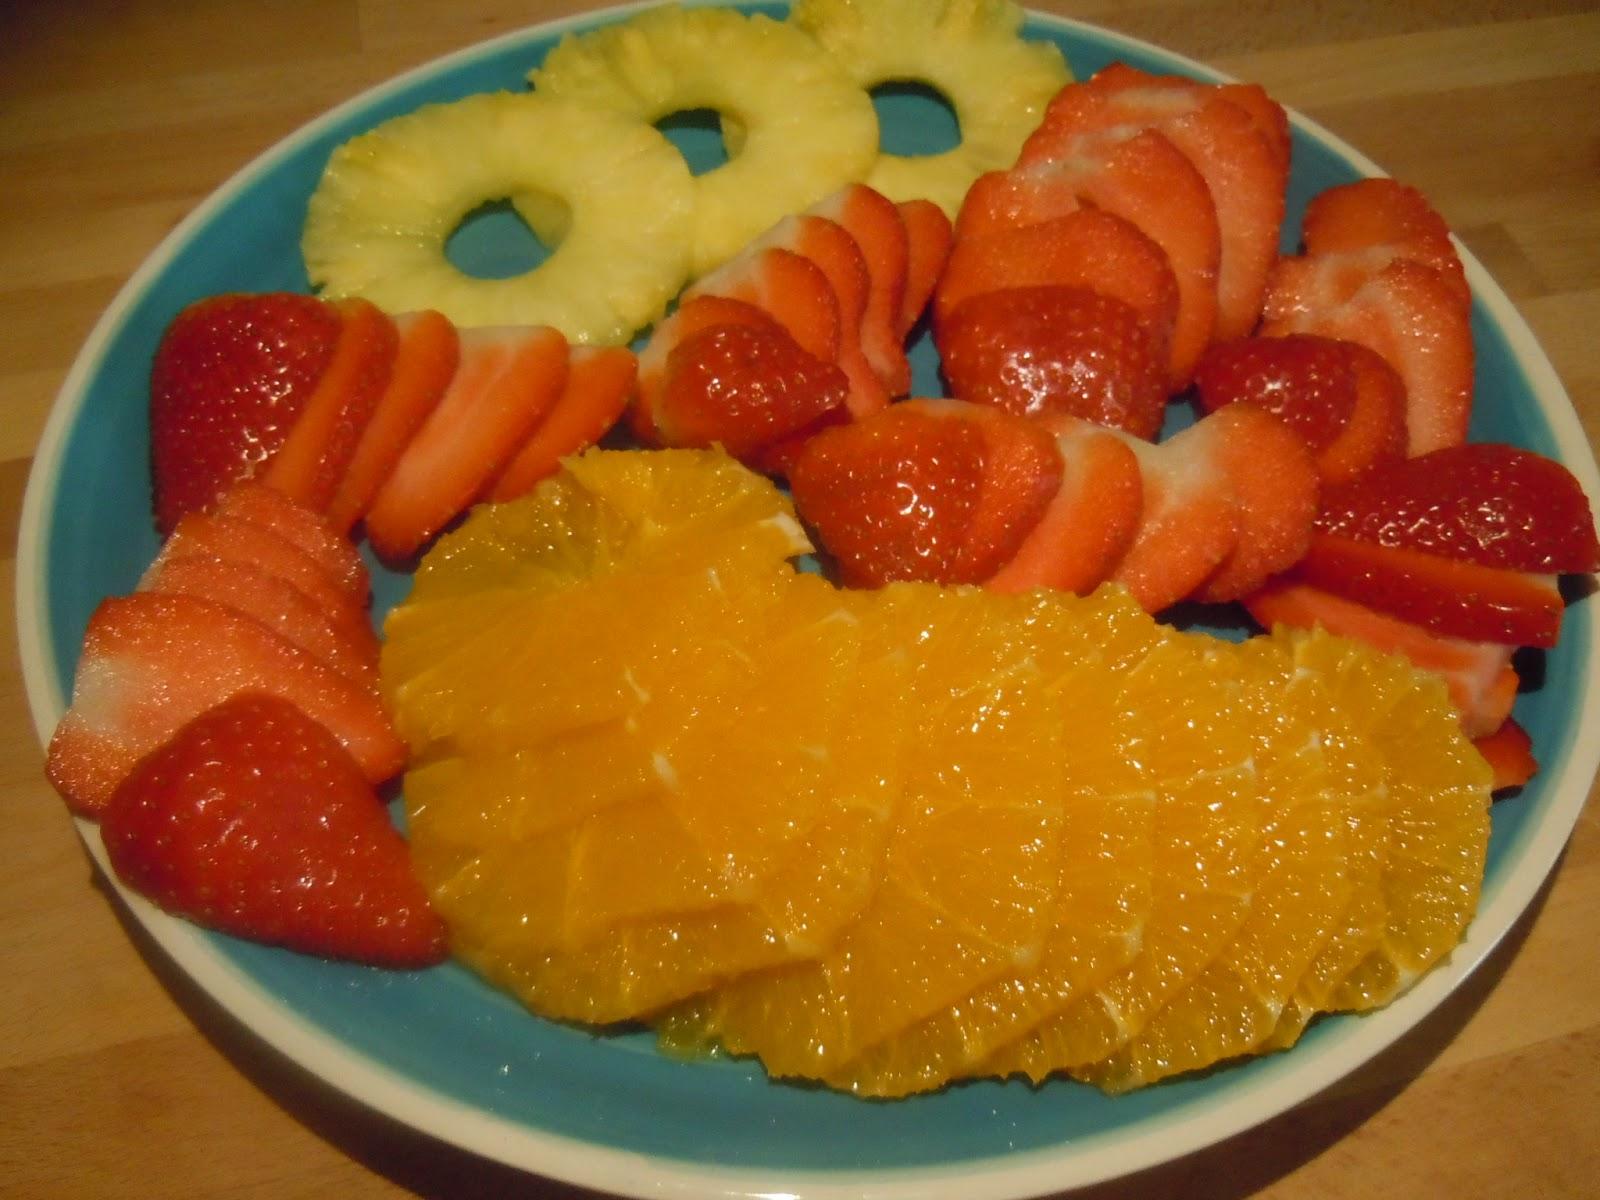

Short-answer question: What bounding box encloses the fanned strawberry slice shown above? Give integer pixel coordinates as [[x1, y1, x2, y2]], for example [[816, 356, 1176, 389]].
[[934, 210, 1179, 367], [1088, 63, 1292, 173], [1317, 442, 1600, 573], [1472, 718, 1537, 793], [683, 244, 842, 366], [634, 295, 784, 442], [1317, 341, 1409, 483], [1293, 531, 1563, 646], [46, 592, 405, 816], [1300, 178, 1470, 309], [1243, 578, 1517, 738], [810, 184, 913, 395], [939, 285, 1167, 438], [896, 198, 954, 337], [364, 324, 570, 562], [485, 345, 636, 502], [325, 309, 461, 534], [214, 482, 369, 604], [262, 298, 398, 511], [102, 693, 446, 966], [986, 416, 1144, 595]]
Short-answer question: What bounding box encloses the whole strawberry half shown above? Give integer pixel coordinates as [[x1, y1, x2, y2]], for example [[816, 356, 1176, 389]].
[[150, 292, 342, 534], [101, 693, 447, 968]]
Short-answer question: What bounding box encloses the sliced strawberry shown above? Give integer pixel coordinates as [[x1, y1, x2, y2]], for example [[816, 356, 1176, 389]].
[[101, 693, 446, 966], [752, 213, 890, 418], [1293, 531, 1564, 647], [150, 292, 343, 534], [324, 309, 460, 534], [1189, 405, 1320, 603], [1300, 178, 1470, 310], [1243, 578, 1518, 738], [1317, 341, 1409, 484], [261, 298, 397, 511], [789, 400, 1061, 587], [958, 123, 1219, 387], [810, 184, 913, 395], [1024, 64, 1287, 342], [139, 554, 378, 690], [45, 592, 405, 815], [1105, 419, 1239, 613], [682, 245, 842, 366], [939, 285, 1167, 438], [648, 322, 851, 461], [364, 324, 570, 562], [897, 198, 954, 337], [634, 295, 783, 443], [986, 416, 1144, 595], [213, 481, 370, 604], [1262, 255, 1474, 454], [1472, 718, 1537, 793], [485, 345, 636, 502], [934, 210, 1179, 367], [1316, 442, 1600, 573]]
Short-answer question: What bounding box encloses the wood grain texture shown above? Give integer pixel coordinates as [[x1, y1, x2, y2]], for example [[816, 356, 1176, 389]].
[[2, 2, 1595, 1196]]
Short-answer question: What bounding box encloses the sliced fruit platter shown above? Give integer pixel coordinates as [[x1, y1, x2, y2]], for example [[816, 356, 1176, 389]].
[[17, 2, 1600, 1197]]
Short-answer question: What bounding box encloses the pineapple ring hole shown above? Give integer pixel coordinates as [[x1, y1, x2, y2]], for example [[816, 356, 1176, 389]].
[[655, 108, 733, 176], [445, 193, 571, 281], [869, 81, 962, 158]]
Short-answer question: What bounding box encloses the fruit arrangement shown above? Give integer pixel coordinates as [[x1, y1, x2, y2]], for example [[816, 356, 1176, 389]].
[[38, 0, 1600, 1104]]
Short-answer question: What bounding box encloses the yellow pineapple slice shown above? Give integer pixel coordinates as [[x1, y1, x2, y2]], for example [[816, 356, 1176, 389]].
[[302, 91, 695, 343], [789, 0, 1071, 218], [529, 5, 878, 278]]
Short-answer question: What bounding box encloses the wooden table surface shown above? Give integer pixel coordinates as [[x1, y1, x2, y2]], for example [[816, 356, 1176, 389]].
[[3, 2, 1597, 1196]]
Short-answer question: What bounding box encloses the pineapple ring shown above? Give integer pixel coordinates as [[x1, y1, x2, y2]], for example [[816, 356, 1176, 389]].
[[302, 91, 696, 343], [528, 5, 878, 279], [789, 0, 1072, 220]]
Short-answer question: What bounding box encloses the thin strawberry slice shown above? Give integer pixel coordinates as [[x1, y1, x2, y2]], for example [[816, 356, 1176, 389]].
[[987, 416, 1144, 595], [1243, 578, 1518, 738], [324, 309, 460, 534], [1300, 178, 1470, 310], [810, 184, 913, 395], [897, 198, 954, 337], [683, 245, 842, 366], [753, 213, 890, 418], [262, 298, 397, 512], [1472, 718, 1537, 793], [1262, 255, 1474, 454], [1191, 405, 1320, 603], [958, 124, 1219, 387], [485, 345, 636, 502], [1294, 531, 1564, 647], [1317, 341, 1408, 483], [934, 210, 1180, 367], [364, 324, 570, 562], [1024, 65, 1287, 342], [139, 554, 378, 690], [634, 296, 783, 442], [1107, 419, 1240, 612], [1317, 442, 1600, 573], [45, 592, 405, 816], [213, 482, 369, 604]]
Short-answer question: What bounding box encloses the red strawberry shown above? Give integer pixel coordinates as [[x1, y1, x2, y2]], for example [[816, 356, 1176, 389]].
[[149, 292, 342, 534], [364, 324, 570, 562], [683, 244, 842, 366], [648, 322, 851, 461], [101, 693, 446, 967], [1193, 334, 1407, 483], [958, 123, 1220, 387], [485, 345, 636, 502], [1472, 718, 1537, 793], [214, 481, 370, 604], [634, 295, 785, 442], [934, 210, 1179, 366], [1243, 579, 1517, 738], [1299, 178, 1469, 309], [939, 285, 1167, 439], [45, 591, 405, 815], [789, 399, 1062, 587], [896, 198, 954, 337], [986, 416, 1144, 595], [1293, 531, 1563, 647], [1316, 442, 1600, 573], [325, 309, 461, 534], [809, 184, 913, 395]]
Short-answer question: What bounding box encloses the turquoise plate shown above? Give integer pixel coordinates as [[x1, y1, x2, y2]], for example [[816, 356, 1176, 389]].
[[17, 4, 1600, 1197]]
